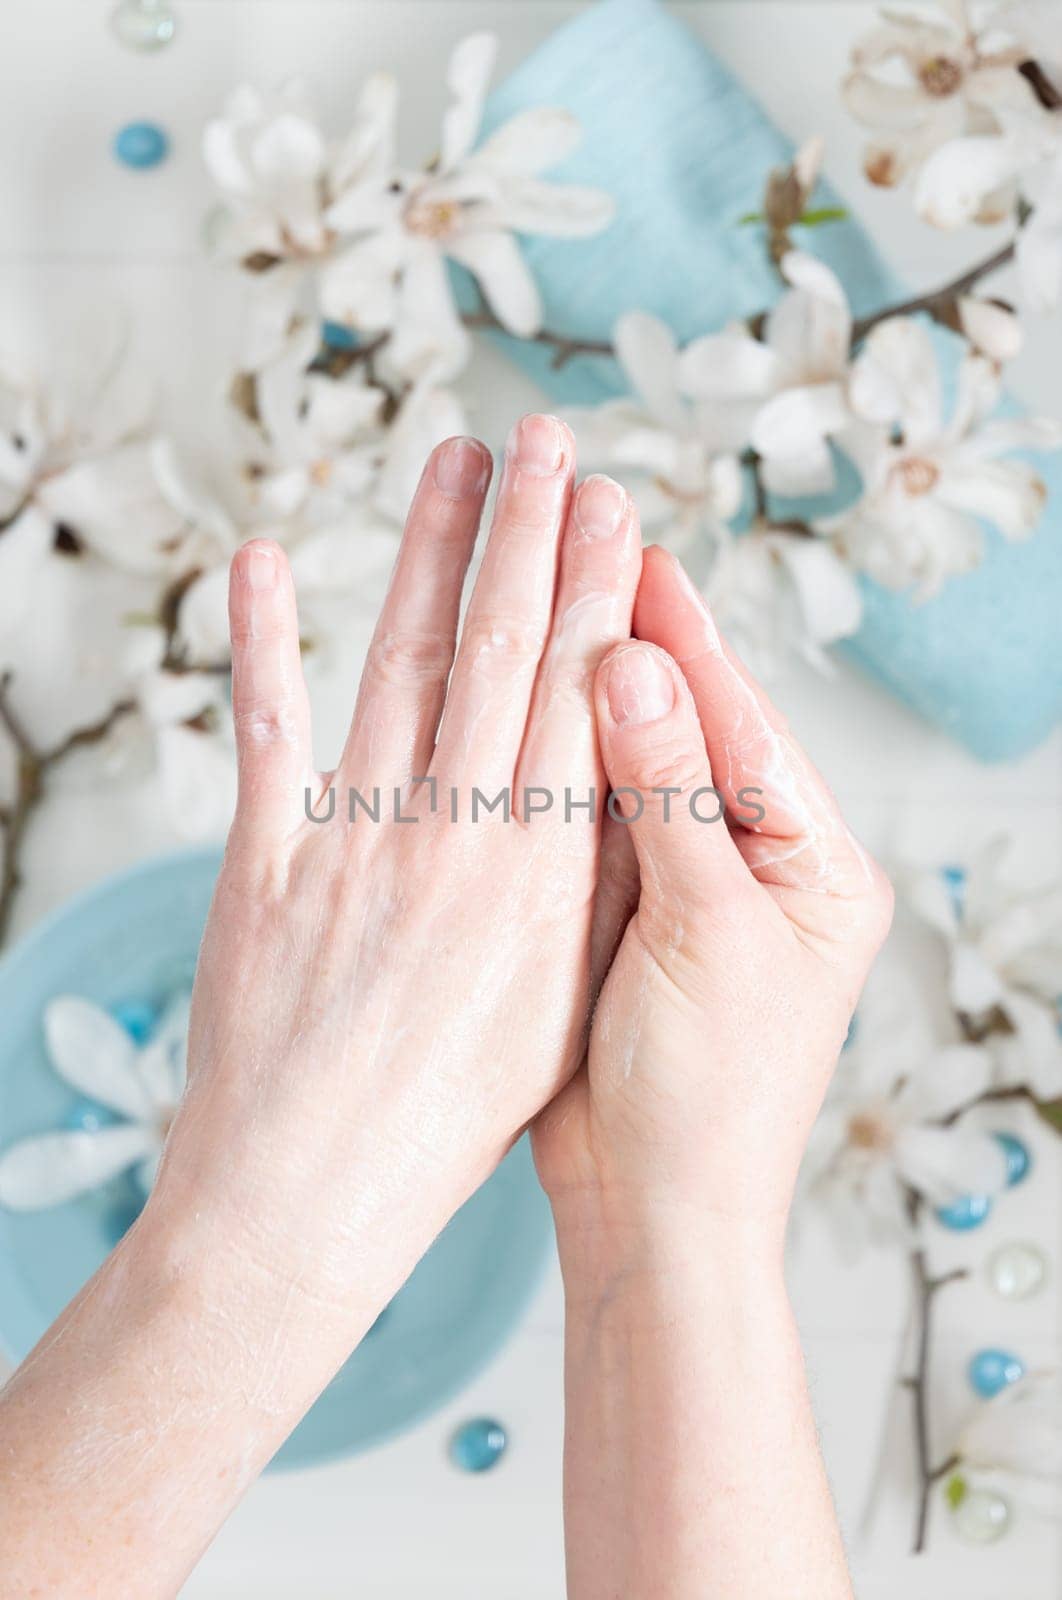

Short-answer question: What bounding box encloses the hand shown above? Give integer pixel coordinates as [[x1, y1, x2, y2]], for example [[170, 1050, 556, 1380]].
[[157, 417, 643, 1319], [534, 544, 894, 1245]]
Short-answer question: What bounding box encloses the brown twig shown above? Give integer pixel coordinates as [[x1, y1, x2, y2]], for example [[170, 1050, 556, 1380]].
[[904, 1222, 968, 1554], [460, 309, 614, 369], [852, 241, 1017, 343], [0, 674, 137, 945]]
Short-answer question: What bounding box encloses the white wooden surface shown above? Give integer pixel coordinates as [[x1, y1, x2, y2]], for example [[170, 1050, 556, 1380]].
[[1, 3, 1060, 1595]]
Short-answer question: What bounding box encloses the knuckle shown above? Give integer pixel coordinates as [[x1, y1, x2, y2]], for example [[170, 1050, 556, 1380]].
[[460, 614, 545, 670], [233, 704, 294, 747], [622, 739, 704, 799], [367, 628, 454, 688]]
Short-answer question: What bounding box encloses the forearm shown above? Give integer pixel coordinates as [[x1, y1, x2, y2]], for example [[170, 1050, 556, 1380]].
[[0, 1177, 437, 1598], [555, 1202, 852, 1600]]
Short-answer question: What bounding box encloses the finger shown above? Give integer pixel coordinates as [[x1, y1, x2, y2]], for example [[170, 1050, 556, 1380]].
[[515, 474, 642, 833], [633, 546, 875, 894], [594, 642, 749, 930], [338, 435, 491, 787], [228, 539, 314, 846], [431, 413, 574, 791]]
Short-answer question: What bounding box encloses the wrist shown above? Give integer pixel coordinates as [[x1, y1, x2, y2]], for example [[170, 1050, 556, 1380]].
[[551, 1188, 788, 1318]]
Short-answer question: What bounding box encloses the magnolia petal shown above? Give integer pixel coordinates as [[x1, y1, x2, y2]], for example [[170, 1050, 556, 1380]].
[[936, 458, 1048, 540], [0, 507, 52, 639], [176, 565, 233, 666], [904, 1043, 995, 1120], [251, 113, 326, 186], [472, 107, 582, 177], [330, 72, 399, 193], [44, 996, 154, 1119], [1018, 209, 1062, 314], [0, 1124, 159, 1211], [850, 317, 942, 443], [489, 177, 615, 239], [842, 72, 930, 133], [895, 1125, 1008, 1203], [951, 939, 1007, 1014], [678, 331, 777, 400], [440, 32, 498, 172], [915, 134, 1022, 229], [156, 725, 236, 841], [289, 518, 399, 591], [137, 991, 191, 1110], [613, 312, 684, 434], [997, 990, 1062, 1101], [780, 250, 848, 310], [762, 440, 837, 497], [775, 535, 864, 645], [319, 232, 406, 333], [958, 296, 1023, 362], [375, 381, 467, 523], [966, 414, 1062, 458], [447, 229, 540, 337], [138, 668, 221, 730], [752, 382, 850, 458], [766, 286, 850, 387], [37, 442, 186, 577], [904, 863, 960, 937]]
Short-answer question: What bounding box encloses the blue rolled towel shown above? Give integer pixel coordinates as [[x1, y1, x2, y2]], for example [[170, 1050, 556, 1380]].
[[481, 0, 1062, 762]]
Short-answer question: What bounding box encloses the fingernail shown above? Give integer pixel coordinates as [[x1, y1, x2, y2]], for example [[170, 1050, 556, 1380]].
[[242, 541, 278, 591], [506, 413, 567, 476], [434, 436, 490, 498], [575, 475, 627, 538], [605, 646, 675, 727]]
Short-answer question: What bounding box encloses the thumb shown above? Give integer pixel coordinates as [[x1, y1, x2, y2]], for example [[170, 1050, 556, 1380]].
[[593, 643, 748, 923]]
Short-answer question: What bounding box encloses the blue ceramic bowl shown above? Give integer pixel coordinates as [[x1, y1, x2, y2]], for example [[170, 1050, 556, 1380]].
[[0, 848, 552, 1468]]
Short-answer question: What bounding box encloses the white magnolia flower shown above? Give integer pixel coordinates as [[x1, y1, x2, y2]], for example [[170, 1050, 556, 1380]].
[[681, 252, 854, 496], [564, 311, 744, 555], [704, 526, 863, 678], [203, 81, 338, 263], [917, 107, 1062, 310], [0, 993, 189, 1210], [803, 1030, 1008, 1255], [0, 329, 185, 580], [844, 0, 1043, 194], [320, 32, 614, 375], [953, 1373, 1062, 1516], [116, 624, 237, 840], [235, 323, 465, 528], [824, 317, 1061, 597], [905, 838, 1062, 1097]]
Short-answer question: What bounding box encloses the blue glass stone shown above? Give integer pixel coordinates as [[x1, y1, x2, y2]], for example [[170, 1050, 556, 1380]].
[[321, 320, 358, 352], [842, 1012, 858, 1052], [449, 1417, 507, 1473], [968, 1347, 1025, 1399], [993, 1131, 1032, 1188], [114, 122, 169, 170], [64, 1097, 117, 1135], [935, 1193, 993, 1231], [112, 999, 157, 1044], [941, 864, 966, 920], [110, 0, 177, 51]]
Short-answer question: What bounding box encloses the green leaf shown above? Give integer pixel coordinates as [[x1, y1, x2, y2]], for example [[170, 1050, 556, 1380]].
[[798, 206, 848, 227], [944, 1474, 968, 1511], [1035, 1096, 1062, 1136], [738, 211, 764, 226]]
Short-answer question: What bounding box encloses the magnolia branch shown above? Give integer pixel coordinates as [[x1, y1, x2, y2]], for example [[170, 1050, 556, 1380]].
[[904, 1237, 966, 1555], [0, 674, 136, 946]]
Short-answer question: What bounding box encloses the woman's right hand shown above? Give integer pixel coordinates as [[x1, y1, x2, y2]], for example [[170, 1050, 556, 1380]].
[[535, 543, 894, 1245]]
